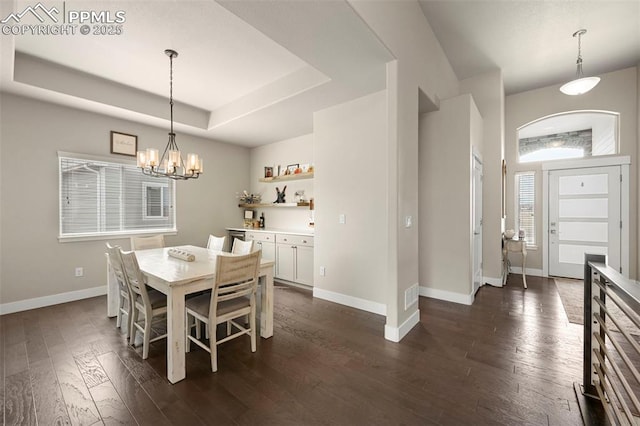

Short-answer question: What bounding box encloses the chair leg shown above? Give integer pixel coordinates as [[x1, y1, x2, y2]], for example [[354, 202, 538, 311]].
[[186, 312, 191, 353], [195, 319, 202, 339], [250, 305, 257, 353], [126, 299, 133, 340], [142, 310, 151, 360], [210, 333, 218, 372], [116, 295, 123, 328], [130, 307, 140, 346]]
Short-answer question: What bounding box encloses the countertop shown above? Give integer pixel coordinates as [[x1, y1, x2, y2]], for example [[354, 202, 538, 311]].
[[226, 227, 314, 237]]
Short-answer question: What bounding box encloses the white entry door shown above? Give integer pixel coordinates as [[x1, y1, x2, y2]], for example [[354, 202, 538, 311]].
[[548, 166, 621, 279], [472, 156, 483, 293]]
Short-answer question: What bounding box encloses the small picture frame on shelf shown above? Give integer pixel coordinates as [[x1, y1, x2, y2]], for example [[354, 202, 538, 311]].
[[300, 163, 310, 173], [110, 131, 137, 157], [286, 163, 299, 175], [264, 166, 273, 178]]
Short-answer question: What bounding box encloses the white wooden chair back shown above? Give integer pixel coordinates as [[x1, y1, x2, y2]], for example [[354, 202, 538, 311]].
[[106, 242, 134, 336], [120, 249, 153, 308], [231, 239, 254, 255], [211, 251, 261, 312], [106, 243, 128, 291], [130, 235, 165, 250], [207, 235, 226, 251]]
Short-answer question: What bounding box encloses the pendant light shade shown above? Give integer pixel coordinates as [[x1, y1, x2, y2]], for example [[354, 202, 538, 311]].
[[559, 76, 601, 96], [559, 29, 600, 96]]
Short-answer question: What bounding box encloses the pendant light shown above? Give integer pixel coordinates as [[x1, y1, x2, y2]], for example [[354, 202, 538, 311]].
[[559, 29, 600, 96], [137, 49, 203, 180]]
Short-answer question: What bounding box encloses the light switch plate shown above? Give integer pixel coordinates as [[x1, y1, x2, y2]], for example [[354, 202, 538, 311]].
[[339, 214, 346, 224], [405, 215, 412, 228]]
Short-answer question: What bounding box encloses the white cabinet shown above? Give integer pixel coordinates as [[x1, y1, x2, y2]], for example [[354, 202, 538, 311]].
[[276, 242, 295, 282], [275, 235, 314, 286], [246, 232, 276, 263]]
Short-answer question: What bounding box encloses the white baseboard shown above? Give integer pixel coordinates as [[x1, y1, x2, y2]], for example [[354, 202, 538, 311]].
[[312, 287, 387, 316], [483, 276, 503, 287], [0, 286, 106, 315], [510, 267, 543, 276], [384, 308, 420, 342], [419, 286, 474, 305]]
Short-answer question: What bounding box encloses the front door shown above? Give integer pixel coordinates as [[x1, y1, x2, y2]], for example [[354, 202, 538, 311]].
[[548, 166, 621, 279]]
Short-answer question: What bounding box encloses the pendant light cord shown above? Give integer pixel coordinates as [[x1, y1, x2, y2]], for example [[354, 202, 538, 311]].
[[169, 53, 174, 135]]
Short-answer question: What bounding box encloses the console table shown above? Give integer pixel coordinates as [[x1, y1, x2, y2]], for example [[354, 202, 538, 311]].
[[503, 238, 527, 289]]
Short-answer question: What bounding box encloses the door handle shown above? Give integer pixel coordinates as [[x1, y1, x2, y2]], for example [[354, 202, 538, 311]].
[[474, 232, 480, 235], [550, 230, 556, 234]]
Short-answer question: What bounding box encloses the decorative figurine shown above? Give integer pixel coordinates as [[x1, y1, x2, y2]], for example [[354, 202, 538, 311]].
[[275, 186, 287, 203]]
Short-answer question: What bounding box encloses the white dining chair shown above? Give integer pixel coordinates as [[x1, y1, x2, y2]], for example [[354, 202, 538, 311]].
[[120, 248, 168, 359], [231, 239, 254, 255], [130, 235, 165, 251], [186, 250, 261, 372], [207, 235, 226, 251], [105, 243, 133, 339]]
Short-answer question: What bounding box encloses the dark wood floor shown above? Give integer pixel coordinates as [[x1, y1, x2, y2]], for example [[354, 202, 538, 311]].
[[1, 275, 592, 425]]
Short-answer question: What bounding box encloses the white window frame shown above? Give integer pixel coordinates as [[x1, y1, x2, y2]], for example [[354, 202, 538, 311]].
[[58, 151, 177, 242], [514, 171, 536, 249], [143, 182, 170, 220]]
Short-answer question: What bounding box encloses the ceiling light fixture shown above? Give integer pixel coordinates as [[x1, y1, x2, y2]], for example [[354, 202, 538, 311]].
[[559, 29, 600, 96], [137, 49, 202, 180]]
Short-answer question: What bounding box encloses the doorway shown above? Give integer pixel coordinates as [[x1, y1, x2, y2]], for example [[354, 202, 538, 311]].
[[543, 157, 630, 279]]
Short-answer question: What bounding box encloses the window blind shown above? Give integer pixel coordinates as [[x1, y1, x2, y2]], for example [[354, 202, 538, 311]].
[[59, 153, 176, 239], [515, 171, 535, 246]]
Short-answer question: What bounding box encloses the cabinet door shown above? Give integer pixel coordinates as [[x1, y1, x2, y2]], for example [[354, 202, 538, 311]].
[[276, 244, 294, 281], [259, 241, 276, 263], [295, 245, 314, 286]]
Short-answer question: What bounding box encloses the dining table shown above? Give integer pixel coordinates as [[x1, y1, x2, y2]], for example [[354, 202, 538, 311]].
[[106, 245, 275, 383]]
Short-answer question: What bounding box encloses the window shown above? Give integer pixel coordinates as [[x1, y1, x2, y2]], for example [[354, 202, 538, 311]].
[[517, 111, 618, 163], [143, 183, 170, 219], [515, 171, 535, 247], [59, 153, 176, 240]]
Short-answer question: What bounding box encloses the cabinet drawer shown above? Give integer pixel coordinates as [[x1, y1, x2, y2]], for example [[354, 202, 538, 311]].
[[276, 234, 314, 247], [245, 232, 275, 243]]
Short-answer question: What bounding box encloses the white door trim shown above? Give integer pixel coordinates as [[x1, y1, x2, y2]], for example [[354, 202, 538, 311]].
[[542, 156, 630, 278], [472, 155, 483, 294]]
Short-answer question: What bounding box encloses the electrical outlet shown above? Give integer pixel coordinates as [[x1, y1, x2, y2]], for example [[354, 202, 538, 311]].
[[75, 267, 84, 277], [320, 266, 326, 276]]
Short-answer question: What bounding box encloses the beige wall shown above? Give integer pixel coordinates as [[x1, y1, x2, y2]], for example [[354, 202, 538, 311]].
[[420, 94, 481, 300], [0, 94, 249, 308], [313, 90, 388, 308], [460, 70, 505, 284], [505, 67, 638, 278], [249, 134, 314, 231]]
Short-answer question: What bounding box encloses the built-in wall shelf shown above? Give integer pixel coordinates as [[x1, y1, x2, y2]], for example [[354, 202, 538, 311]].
[[259, 172, 313, 183], [239, 202, 311, 209]]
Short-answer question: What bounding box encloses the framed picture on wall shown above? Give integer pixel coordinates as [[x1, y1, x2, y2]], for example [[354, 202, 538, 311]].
[[110, 131, 137, 156]]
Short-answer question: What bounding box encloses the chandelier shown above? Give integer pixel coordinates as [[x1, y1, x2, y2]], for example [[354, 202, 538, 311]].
[[137, 49, 202, 180], [559, 29, 600, 96]]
